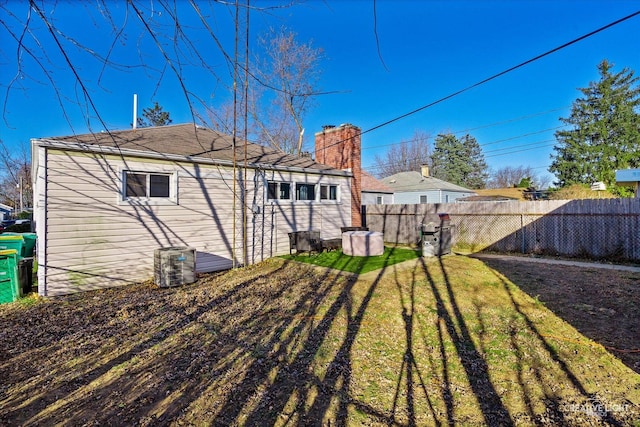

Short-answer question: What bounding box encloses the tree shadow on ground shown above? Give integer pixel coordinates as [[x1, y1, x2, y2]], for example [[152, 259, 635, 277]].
[[1, 256, 637, 426], [474, 255, 640, 374]]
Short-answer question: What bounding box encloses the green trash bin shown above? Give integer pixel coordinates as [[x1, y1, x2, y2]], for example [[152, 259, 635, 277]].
[[3, 232, 36, 258], [0, 236, 24, 260], [0, 249, 19, 304]]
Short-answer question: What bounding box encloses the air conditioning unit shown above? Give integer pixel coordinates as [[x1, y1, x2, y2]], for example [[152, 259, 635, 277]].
[[154, 247, 196, 288]]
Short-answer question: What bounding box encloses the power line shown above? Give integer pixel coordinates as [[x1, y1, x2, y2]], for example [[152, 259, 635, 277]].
[[484, 142, 557, 159], [478, 126, 565, 148], [363, 124, 567, 155], [483, 138, 556, 154], [362, 108, 568, 151], [363, 138, 558, 174], [320, 10, 640, 152]]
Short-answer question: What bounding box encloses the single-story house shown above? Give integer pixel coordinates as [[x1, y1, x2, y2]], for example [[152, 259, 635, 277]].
[[361, 171, 394, 205], [380, 166, 476, 204], [32, 124, 353, 296]]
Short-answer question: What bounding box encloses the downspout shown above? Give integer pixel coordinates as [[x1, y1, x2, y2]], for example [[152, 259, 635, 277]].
[[43, 148, 48, 295], [33, 143, 48, 296]]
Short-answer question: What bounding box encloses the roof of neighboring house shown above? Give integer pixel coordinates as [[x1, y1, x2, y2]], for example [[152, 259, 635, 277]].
[[380, 171, 475, 193], [361, 171, 393, 193], [474, 188, 528, 201], [0, 203, 13, 212], [34, 123, 350, 176], [456, 195, 519, 202]]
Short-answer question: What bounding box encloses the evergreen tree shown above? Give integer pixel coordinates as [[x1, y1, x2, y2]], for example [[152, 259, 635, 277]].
[[137, 102, 172, 128], [550, 60, 640, 197], [431, 133, 488, 189]]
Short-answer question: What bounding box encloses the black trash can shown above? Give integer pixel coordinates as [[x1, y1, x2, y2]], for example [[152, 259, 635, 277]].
[[18, 258, 33, 296]]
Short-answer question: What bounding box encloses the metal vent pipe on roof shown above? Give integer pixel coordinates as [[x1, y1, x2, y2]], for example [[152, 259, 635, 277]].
[[133, 93, 138, 130]]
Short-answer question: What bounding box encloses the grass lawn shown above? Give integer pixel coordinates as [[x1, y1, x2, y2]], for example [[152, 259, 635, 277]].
[[1, 255, 638, 425], [279, 246, 421, 274]]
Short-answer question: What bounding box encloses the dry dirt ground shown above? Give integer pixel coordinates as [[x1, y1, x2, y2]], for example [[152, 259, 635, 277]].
[[473, 255, 640, 374], [0, 255, 638, 426]]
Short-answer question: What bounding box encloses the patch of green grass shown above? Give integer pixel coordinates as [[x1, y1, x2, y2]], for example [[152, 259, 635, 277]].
[[2, 256, 638, 426], [17, 293, 41, 307], [280, 246, 421, 274]]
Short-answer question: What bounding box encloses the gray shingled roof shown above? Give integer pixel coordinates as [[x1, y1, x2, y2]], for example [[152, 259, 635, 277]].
[[380, 171, 474, 193], [37, 123, 347, 175]]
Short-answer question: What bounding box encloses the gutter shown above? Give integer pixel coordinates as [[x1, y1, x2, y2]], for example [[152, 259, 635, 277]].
[[33, 139, 354, 178]]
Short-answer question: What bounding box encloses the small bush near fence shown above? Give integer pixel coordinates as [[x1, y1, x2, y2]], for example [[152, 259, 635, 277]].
[[364, 198, 640, 262]]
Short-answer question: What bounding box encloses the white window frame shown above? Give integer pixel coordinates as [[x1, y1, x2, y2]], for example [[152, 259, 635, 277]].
[[120, 170, 178, 206], [265, 181, 294, 202], [296, 182, 316, 201], [376, 195, 383, 205], [266, 179, 341, 204], [420, 195, 427, 204], [319, 184, 339, 202], [267, 181, 292, 201]]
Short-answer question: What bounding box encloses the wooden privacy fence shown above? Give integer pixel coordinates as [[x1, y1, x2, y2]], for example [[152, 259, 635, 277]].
[[363, 198, 640, 262]]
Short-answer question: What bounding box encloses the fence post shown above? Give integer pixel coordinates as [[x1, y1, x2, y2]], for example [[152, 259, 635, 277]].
[[361, 205, 367, 228], [521, 214, 525, 254]]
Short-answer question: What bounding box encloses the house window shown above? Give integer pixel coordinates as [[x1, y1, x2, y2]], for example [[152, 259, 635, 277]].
[[320, 184, 338, 201], [269, 181, 337, 203], [445, 195, 450, 203], [124, 172, 171, 199], [267, 182, 291, 200], [267, 182, 277, 200], [296, 183, 316, 201], [420, 195, 427, 204], [280, 183, 291, 200], [376, 196, 383, 205]]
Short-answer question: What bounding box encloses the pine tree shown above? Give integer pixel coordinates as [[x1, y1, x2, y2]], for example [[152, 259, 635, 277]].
[[431, 133, 488, 189], [550, 60, 640, 197], [137, 102, 172, 128]]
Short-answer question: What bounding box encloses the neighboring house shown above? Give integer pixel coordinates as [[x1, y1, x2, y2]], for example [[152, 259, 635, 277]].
[[380, 166, 476, 204], [361, 171, 394, 205], [32, 124, 353, 296], [0, 203, 12, 221], [616, 168, 640, 198]]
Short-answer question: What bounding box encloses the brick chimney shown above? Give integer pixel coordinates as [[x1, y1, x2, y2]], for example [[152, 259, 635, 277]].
[[315, 124, 362, 226]]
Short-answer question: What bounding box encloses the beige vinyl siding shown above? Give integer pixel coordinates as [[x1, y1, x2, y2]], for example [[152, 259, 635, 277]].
[[39, 149, 351, 296]]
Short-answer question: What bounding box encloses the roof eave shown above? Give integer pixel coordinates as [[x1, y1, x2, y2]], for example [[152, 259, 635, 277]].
[[33, 138, 353, 177]]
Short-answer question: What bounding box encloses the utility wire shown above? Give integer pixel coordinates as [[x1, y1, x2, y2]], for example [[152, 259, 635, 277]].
[[320, 10, 640, 152], [363, 138, 558, 174], [364, 123, 567, 152]]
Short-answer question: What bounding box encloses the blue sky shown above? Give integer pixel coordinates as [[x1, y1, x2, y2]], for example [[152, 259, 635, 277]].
[[1, 1, 639, 186]]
